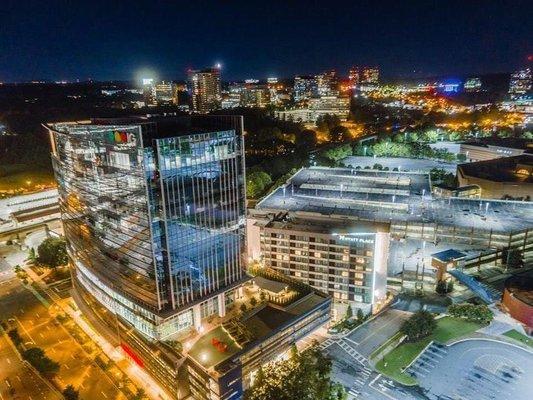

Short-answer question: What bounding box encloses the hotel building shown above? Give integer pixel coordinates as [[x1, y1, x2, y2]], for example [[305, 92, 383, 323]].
[[250, 212, 389, 318]]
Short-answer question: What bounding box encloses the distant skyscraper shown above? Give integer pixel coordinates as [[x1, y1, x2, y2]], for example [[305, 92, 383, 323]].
[[361, 67, 379, 84], [293, 75, 316, 102], [348, 66, 379, 87], [315, 70, 338, 97], [464, 77, 482, 92], [348, 67, 360, 88], [188, 67, 221, 113], [152, 81, 176, 105], [509, 68, 532, 96]]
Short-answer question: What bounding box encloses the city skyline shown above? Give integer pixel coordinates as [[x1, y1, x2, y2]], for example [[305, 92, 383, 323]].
[[1, 0, 532, 82]]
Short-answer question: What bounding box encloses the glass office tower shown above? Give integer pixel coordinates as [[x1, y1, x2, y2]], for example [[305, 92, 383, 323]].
[[46, 116, 246, 339]]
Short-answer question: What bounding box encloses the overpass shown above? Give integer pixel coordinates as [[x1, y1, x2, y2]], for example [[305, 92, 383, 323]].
[[448, 269, 499, 304]]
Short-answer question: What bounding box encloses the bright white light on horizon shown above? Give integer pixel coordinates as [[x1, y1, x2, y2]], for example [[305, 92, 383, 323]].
[[135, 68, 157, 86]]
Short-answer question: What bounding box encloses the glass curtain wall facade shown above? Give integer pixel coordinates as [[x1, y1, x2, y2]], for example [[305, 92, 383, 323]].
[[152, 130, 245, 308], [47, 118, 246, 339]]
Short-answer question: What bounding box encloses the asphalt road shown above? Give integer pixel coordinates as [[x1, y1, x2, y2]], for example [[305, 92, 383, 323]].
[[0, 278, 62, 400], [344, 309, 411, 358], [0, 271, 127, 400]]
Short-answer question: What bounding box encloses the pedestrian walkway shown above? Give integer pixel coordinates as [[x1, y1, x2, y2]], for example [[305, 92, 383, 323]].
[[337, 339, 367, 365]]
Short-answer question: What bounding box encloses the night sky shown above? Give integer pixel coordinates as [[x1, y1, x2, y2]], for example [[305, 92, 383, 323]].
[[1, 0, 531, 82]]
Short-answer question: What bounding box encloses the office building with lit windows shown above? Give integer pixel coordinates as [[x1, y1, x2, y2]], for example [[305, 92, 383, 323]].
[[188, 67, 222, 113], [45, 116, 330, 400]]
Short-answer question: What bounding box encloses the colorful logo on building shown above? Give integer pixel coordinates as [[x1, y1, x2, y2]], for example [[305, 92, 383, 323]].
[[107, 130, 137, 145]]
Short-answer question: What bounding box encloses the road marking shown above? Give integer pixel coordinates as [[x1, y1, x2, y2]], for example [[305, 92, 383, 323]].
[[101, 391, 108, 398], [344, 337, 359, 346], [14, 316, 37, 345]]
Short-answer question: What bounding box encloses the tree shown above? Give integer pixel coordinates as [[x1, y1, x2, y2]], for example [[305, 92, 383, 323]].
[[259, 290, 267, 302], [22, 347, 59, 376], [28, 247, 36, 262], [345, 304, 353, 320], [250, 296, 258, 307], [320, 144, 352, 163], [244, 343, 346, 400], [62, 385, 79, 400], [316, 114, 341, 133], [132, 388, 146, 400], [246, 171, 273, 198], [400, 310, 436, 342], [8, 328, 23, 347], [456, 153, 467, 162], [37, 237, 68, 268], [295, 129, 317, 149], [329, 126, 350, 143], [436, 280, 454, 294], [356, 308, 364, 322], [240, 303, 248, 313]]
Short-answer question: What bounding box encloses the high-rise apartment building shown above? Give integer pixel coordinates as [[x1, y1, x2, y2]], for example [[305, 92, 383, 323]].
[[45, 116, 330, 399], [188, 67, 222, 113]]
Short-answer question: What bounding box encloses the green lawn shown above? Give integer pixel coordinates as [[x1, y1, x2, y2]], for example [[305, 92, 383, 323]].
[[375, 317, 484, 386], [503, 330, 533, 348]]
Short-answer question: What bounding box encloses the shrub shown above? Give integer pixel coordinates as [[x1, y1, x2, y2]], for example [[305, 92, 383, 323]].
[[448, 303, 493, 324]]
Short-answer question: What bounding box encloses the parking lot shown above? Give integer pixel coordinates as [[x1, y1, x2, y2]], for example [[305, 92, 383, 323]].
[[412, 339, 533, 400]]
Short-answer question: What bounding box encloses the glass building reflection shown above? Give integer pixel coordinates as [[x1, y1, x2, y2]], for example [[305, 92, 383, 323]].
[[46, 116, 246, 339]]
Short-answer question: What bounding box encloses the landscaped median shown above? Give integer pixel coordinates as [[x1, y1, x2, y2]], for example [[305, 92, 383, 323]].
[[373, 316, 485, 386], [503, 329, 533, 348]]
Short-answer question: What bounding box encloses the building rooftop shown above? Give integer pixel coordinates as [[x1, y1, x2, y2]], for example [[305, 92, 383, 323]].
[[431, 249, 467, 263], [45, 114, 244, 144], [458, 154, 533, 184], [256, 167, 533, 234], [461, 137, 533, 151], [183, 269, 330, 374], [262, 212, 390, 235], [252, 276, 288, 294], [504, 271, 533, 307]]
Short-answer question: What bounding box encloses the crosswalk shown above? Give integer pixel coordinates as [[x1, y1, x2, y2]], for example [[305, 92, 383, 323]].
[[319, 338, 336, 350], [337, 339, 367, 365]]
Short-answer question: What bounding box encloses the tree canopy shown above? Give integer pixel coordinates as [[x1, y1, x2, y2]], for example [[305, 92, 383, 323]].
[[62, 385, 79, 400], [400, 310, 437, 342], [37, 237, 68, 268], [22, 347, 60, 376], [244, 343, 346, 400]]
